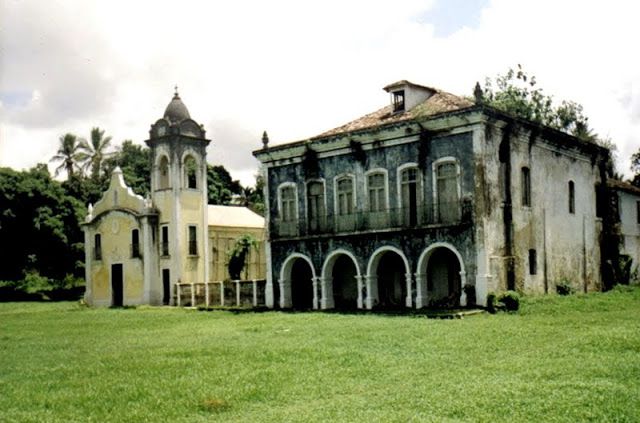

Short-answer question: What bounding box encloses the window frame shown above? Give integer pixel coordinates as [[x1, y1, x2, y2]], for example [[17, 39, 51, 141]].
[[188, 225, 198, 256], [364, 168, 389, 213], [157, 154, 171, 190], [183, 154, 199, 190], [94, 233, 102, 261], [333, 173, 357, 216], [529, 249, 537, 275], [131, 229, 140, 258], [161, 225, 169, 257], [305, 179, 327, 224], [521, 166, 531, 207], [392, 90, 405, 113], [568, 180, 575, 214], [277, 182, 298, 222]]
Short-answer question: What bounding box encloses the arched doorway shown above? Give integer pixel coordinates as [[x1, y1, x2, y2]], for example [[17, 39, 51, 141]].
[[332, 255, 358, 310], [290, 259, 314, 310], [426, 248, 461, 307], [279, 253, 316, 309], [376, 252, 407, 309], [416, 243, 467, 308], [366, 247, 411, 310]]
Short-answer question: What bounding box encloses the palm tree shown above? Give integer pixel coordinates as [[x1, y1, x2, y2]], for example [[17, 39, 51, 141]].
[[50, 133, 88, 179], [81, 127, 113, 180]]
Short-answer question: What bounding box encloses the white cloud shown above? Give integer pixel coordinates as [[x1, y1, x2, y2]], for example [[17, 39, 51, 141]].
[[1, 0, 639, 185]]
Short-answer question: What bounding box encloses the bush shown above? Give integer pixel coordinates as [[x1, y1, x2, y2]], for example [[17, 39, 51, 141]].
[[556, 280, 574, 296], [498, 290, 520, 311], [486, 290, 520, 313], [463, 284, 476, 307]]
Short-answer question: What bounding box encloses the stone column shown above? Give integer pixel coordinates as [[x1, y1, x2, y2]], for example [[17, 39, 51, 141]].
[[205, 281, 210, 307], [405, 272, 414, 308], [190, 282, 195, 306], [265, 279, 274, 308], [414, 272, 427, 309], [320, 277, 334, 309], [279, 278, 291, 308], [459, 270, 467, 307], [356, 275, 364, 309], [364, 275, 378, 309], [312, 277, 320, 310]]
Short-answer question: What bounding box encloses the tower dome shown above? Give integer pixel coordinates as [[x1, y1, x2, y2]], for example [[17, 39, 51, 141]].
[[163, 88, 190, 123]]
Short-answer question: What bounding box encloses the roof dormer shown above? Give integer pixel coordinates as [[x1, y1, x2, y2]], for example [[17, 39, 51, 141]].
[[383, 80, 437, 113]]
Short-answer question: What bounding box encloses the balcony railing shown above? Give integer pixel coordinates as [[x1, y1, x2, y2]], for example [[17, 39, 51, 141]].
[[271, 200, 472, 239]]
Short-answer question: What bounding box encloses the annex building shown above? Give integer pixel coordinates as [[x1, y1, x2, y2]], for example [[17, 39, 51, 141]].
[[254, 80, 618, 310], [82, 91, 265, 307]]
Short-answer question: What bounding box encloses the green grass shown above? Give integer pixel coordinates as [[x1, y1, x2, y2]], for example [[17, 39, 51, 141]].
[[1, 287, 639, 422]]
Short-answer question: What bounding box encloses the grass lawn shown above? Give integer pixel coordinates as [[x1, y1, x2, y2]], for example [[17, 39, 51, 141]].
[[1, 287, 639, 422]]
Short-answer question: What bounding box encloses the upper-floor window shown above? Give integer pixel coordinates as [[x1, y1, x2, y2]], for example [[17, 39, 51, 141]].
[[435, 160, 460, 223], [161, 225, 169, 256], [392, 90, 405, 113], [188, 226, 197, 255], [522, 167, 531, 207], [94, 233, 102, 261], [158, 156, 170, 189], [184, 155, 198, 189], [306, 181, 325, 231], [400, 165, 419, 226], [568, 180, 575, 214], [336, 176, 355, 215], [367, 171, 387, 212], [279, 185, 297, 222], [131, 229, 140, 258]]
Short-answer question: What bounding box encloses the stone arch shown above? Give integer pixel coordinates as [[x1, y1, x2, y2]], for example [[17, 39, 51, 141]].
[[416, 242, 467, 308], [157, 154, 170, 190], [366, 246, 411, 309], [182, 153, 199, 189], [321, 249, 362, 310], [278, 253, 317, 309]]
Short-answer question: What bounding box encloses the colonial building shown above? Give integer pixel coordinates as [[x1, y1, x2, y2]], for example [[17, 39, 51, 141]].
[[83, 91, 265, 306], [254, 80, 613, 309], [609, 179, 640, 271]]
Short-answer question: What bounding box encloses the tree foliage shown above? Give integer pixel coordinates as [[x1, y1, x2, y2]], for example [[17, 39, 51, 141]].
[[630, 149, 640, 187], [80, 127, 113, 179], [227, 234, 259, 280], [50, 133, 88, 179], [207, 164, 242, 205], [0, 165, 85, 283], [481, 65, 599, 143], [102, 140, 151, 196]]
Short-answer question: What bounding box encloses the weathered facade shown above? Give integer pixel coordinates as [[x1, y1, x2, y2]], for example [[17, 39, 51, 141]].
[[254, 80, 611, 309], [83, 91, 266, 306], [610, 180, 640, 270]]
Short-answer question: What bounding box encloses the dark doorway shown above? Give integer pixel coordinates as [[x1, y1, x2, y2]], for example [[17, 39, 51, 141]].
[[272, 279, 281, 309], [426, 248, 461, 308], [111, 264, 123, 307], [332, 255, 358, 310], [290, 259, 313, 310], [162, 269, 170, 305], [376, 252, 406, 309]]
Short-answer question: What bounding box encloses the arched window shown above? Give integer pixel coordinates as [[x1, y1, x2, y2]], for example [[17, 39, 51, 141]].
[[568, 180, 575, 214], [521, 167, 531, 207], [336, 176, 354, 215], [367, 171, 387, 212], [279, 185, 297, 222], [400, 165, 419, 226], [184, 155, 198, 189], [158, 156, 170, 190], [306, 181, 325, 232], [435, 160, 460, 223]]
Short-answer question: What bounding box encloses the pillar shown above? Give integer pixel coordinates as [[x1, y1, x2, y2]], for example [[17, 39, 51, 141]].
[[279, 278, 291, 308], [312, 276, 320, 310], [320, 277, 334, 309], [405, 272, 413, 308], [414, 272, 427, 308], [356, 275, 364, 309], [364, 275, 378, 309]]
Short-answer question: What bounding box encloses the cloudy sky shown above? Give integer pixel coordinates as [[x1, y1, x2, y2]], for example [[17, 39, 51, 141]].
[[1, 0, 638, 186]]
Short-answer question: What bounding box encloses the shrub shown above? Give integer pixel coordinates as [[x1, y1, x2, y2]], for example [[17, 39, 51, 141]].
[[497, 290, 520, 311], [556, 280, 574, 296], [487, 290, 520, 313], [463, 284, 476, 307]]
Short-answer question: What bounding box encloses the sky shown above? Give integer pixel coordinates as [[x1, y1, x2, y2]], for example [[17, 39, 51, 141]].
[[1, 0, 639, 186]]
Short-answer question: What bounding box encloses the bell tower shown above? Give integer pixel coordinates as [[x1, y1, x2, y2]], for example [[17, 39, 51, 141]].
[[146, 88, 210, 303]]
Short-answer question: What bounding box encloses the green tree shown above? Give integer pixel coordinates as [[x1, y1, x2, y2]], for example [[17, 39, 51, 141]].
[[50, 133, 88, 179], [630, 149, 640, 187], [480, 65, 598, 142], [0, 165, 85, 283], [207, 165, 242, 205], [227, 234, 259, 280], [102, 140, 151, 196], [81, 127, 113, 180]]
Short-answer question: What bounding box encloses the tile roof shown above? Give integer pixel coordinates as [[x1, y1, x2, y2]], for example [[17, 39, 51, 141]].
[[315, 89, 474, 139], [207, 205, 265, 228], [608, 179, 640, 196]]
